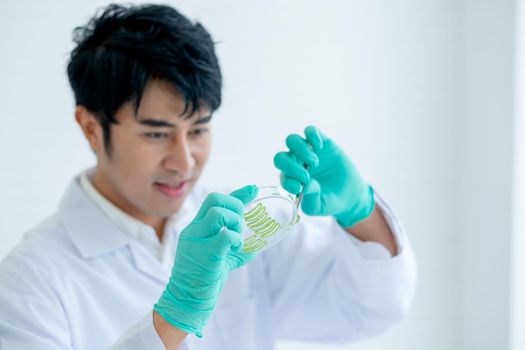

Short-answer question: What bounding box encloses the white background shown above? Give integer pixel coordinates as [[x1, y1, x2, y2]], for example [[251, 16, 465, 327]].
[[0, 1, 521, 349]]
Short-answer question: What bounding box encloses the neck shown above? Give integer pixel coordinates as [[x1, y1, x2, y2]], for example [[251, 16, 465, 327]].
[[154, 221, 166, 242]]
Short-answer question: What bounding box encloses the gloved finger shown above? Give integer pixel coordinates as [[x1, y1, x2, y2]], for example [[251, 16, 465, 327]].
[[214, 228, 244, 254], [202, 207, 244, 235], [229, 185, 258, 206], [195, 192, 245, 220], [226, 249, 258, 270], [301, 179, 322, 215], [285, 134, 319, 167], [274, 151, 310, 184], [304, 125, 324, 152], [280, 173, 303, 195]]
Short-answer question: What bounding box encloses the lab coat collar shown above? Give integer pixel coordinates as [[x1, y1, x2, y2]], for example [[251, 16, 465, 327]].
[[58, 177, 170, 283], [127, 241, 170, 283], [59, 176, 133, 258]]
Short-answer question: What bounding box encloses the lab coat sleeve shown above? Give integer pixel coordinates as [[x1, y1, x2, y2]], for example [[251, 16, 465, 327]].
[[0, 290, 72, 349], [0, 250, 173, 350], [0, 290, 182, 350], [109, 312, 194, 350], [263, 191, 417, 343], [109, 312, 165, 349], [0, 252, 73, 349]]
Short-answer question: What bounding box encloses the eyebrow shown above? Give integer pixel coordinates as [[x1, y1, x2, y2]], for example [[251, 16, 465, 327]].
[[138, 114, 212, 128]]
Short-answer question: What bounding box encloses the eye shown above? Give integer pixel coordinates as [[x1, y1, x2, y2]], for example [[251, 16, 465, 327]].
[[144, 132, 169, 140], [189, 128, 208, 137]]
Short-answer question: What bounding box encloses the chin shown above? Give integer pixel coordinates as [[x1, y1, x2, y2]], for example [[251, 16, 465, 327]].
[[165, 193, 189, 214]]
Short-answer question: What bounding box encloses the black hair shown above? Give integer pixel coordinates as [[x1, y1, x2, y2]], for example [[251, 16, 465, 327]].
[[66, 3, 222, 153]]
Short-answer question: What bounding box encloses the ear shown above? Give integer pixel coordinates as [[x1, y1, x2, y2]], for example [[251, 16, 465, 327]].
[[75, 106, 104, 154]]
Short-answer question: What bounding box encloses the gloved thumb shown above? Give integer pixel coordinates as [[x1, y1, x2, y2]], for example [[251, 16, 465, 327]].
[[301, 179, 322, 215], [229, 185, 259, 206]]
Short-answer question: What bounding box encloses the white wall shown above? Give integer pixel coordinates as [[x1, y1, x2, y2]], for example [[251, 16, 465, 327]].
[[511, 1, 525, 349], [0, 1, 518, 349], [458, 1, 516, 349]]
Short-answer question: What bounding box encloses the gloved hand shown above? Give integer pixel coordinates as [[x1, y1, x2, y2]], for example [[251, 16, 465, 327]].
[[274, 125, 375, 228], [154, 185, 258, 337]]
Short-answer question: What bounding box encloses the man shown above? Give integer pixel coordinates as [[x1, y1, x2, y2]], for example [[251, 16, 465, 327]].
[[0, 4, 416, 349]]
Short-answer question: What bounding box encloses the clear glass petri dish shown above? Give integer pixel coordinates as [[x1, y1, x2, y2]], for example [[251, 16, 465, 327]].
[[241, 186, 299, 253]]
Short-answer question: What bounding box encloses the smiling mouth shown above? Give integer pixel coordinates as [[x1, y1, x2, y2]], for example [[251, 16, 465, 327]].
[[154, 180, 191, 198]]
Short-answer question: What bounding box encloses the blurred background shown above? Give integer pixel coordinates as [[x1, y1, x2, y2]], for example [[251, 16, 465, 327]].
[[0, 0, 523, 349]]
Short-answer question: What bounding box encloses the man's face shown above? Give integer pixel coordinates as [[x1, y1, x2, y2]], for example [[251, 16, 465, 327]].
[[91, 79, 212, 228]]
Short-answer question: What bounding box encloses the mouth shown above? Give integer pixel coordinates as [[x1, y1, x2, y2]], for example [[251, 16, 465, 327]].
[[154, 180, 191, 198]]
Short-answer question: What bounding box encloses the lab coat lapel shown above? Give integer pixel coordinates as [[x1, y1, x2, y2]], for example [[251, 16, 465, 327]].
[[128, 200, 196, 285], [59, 178, 132, 258], [59, 178, 169, 284], [127, 243, 170, 285]]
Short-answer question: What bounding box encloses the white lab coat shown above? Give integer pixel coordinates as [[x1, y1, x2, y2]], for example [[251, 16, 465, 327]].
[[0, 175, 417, 350]]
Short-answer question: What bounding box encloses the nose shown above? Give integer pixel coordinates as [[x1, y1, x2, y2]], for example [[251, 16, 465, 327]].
[[163, 133, 196, 176]]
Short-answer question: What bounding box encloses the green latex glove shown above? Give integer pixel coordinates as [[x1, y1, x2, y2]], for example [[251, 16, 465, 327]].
[[154, 185, 258, 337], [274, 125, 375, 228]]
